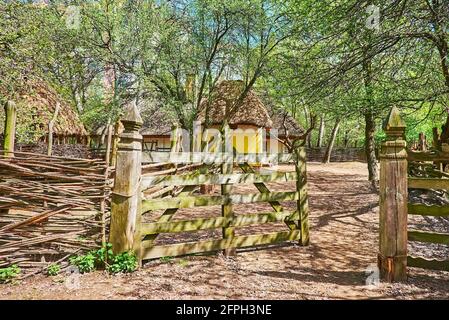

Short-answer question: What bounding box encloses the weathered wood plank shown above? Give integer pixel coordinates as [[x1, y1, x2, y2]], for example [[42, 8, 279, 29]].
[[141, 211, 299, 235], [141, 230, 300, 260], [408, 230, 449, 245], [142, 185, 197, 245], [408, 203, 449, 216], [295, 147, 309, 245], [221, 127, 235, 257], [141, 171, 297, 189], [407, 256, 449, 271], [408, 151, 449, 162], [408, 178, 449, 190], [239, 162, 285, 215], [141, 191, 299, 212], [142, 152, 297, 164]]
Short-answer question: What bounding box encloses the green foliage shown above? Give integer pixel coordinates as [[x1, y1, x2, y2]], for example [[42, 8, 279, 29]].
[[160, 256, 174, 263], [47, 264, 61, 277], [0, 265, 21, 283], [69, 252, 97, 274], [69, 243, 137, 275], [107, 252, 138, 274]]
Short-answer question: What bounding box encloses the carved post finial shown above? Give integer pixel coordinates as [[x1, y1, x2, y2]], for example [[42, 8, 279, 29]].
[[379, 106, 408, 282], [121, 100, 143, 131], [384, 106, 406, 140]]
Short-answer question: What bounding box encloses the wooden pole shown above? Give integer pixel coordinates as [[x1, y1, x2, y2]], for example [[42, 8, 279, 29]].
[[378, 107, 408, 282], [418, 132, 426, 151], [110, 120, 121, 167], [109, 100, 143, 261], [105, 124, 113, 165], [3, 100, 16, 157], [221, 123, 235, 256], [47, 102, 60, 156], [295, 146, 310, 245]]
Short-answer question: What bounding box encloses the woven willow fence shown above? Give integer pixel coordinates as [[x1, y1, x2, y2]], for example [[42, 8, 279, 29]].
[[0, 151, 112, 276]]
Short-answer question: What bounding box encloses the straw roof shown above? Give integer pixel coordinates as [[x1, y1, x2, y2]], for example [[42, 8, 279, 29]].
[[140, 103, 178, 136], [1, 81, 87, 137], [270, 109, 305, 138], [198, 80, 273, 128]]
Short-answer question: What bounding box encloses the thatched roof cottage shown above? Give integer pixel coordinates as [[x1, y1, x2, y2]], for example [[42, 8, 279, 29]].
[[0, 81, 87, 145], [140, 80, 303, 154]]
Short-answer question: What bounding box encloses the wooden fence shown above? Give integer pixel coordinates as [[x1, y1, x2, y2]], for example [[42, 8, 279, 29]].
[[379, 107, 449, 282], [407, 152, 449, 271], [0, 151, 112, 273], [109, 102, 310, 262]]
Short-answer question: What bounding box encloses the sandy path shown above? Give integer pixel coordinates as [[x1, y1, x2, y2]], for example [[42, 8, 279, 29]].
[[1, 162, 449, 299]]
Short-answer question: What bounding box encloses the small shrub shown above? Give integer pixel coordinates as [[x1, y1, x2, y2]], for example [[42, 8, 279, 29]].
[[69, 243, 137, 275], [47, 264, 60, 276], [0, 265, 21, 283], [95, 242, 113, 265], [69, 252, 96, 274], [107, 252, 138, 274]]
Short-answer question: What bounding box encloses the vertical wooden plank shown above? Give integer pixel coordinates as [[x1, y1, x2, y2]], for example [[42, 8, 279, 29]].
[[378, 107, 408, 282], [222, 123, 235, 256], [47, 102, 60, 156], [3, 100, 16, 158], [110, 120, 121, 167], [109, 100, 143, 263], [295, 146, 309, 245], [105, 124, 113, 165]]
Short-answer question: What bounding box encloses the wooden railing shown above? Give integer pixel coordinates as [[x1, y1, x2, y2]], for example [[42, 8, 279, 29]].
[[406, 164, 449, 271]]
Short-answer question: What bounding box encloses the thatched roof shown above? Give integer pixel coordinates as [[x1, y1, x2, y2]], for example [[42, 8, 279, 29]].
[[140, 103, 178, 136], [1, 81, 87, 137], [198, 80, 272, 128], [270, 110, 305, 138]]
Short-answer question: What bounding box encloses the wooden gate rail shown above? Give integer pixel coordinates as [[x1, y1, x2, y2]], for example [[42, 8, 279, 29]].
[[109, 102, 310, 262]]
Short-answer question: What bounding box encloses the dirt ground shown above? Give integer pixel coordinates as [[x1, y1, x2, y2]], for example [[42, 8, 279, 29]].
[[1, 162, 449, 300]]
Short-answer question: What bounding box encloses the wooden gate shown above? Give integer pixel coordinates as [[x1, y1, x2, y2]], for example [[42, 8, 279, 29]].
[[407, 152, 449, 271], [109, 103, 309, 262]]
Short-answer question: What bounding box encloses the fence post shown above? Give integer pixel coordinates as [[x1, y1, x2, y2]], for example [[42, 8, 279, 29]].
[[295, 146, 310, 245], [378, 106, 408, 282], [3, 101, 16, 157], [222, 123, 235, 256], [109, 100, 143, 260]]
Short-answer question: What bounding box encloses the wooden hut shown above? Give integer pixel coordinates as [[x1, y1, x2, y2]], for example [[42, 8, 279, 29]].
[[138, 80, 304, 155], [140, 105, 178, 152], [0, 81, 87, 146], [198, 80, 273, 154], [269, 110, 305, 153]]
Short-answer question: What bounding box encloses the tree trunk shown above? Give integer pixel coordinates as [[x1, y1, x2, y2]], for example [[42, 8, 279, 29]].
[[317, 116, 325, 147], [362, 50, 378, 187], [322, 119, 340, 164], [364, 111, 378, 184]]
